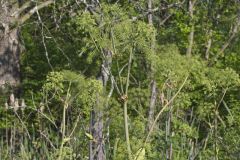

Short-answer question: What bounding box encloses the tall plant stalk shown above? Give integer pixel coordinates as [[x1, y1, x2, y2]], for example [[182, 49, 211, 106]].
[[124, 46, 134, 159], [145, 76, 188, 144], [58, 82, 71, 160]]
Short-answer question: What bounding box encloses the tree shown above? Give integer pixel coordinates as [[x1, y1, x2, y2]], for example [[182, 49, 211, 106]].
[[0, 0, 54, 95]]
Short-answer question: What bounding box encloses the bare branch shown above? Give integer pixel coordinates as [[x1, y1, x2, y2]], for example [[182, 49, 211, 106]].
[[11, 1, 32, 17], [17, 0, 54, 25]]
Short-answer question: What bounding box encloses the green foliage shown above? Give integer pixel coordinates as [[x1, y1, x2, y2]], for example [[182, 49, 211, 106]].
[[2, 0, 240, 159]]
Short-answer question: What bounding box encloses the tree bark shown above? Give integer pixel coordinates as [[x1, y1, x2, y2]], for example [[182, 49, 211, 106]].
[[186, 0, 195, 57], [0, 0, 54, 96], [0, 0, 54, 85], [90, 50, 112, 160], [148, 0, 153, 25], [205, 30, 212, 60], [147, 81, 157, 131], [147, 0, 157, 132], [0, 29, 21, 88], [0, 1, 21, 89], [90, 108, 105, 160]]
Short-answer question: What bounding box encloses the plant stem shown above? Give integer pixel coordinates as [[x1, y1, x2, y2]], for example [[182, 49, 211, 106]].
[[124, 101, 131, 159], [124, 46, 134, 159], [145, 76, 188, 144], [58, 82, 71, 160]]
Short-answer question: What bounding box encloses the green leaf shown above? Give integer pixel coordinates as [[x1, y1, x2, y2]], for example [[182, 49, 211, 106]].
[[85, 132, 94, 140]]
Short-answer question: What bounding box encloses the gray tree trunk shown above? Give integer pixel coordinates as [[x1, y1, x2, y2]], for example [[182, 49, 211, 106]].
[[186, 0, 195, 57], [90, 50, 112, 160], [0, 1, 21, 89], [147, 0, 157, 132], [148, 81, 157, 131], [148, 0, 153, 25], [0, 1, 54, 98], [205, 30, 212, 60]]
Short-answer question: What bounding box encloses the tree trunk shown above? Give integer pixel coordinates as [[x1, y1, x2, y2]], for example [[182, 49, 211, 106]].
[[147, 0, 157, 132], [186, 0, 195, 57], [0, 2, 21, 90], [0, 0, 54, 91], [0, 1, 54, 99], [90, 50, 112, 160], [90, 107, 105, 160], [148, 0, 153, 25], [205, 30, 212, 60], [0, 29, 21, 88], [147, 81, 157, 131]]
